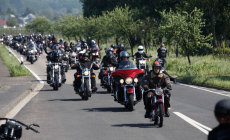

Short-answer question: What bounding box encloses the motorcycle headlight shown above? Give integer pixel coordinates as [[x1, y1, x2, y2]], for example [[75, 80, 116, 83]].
[[54, 65, 59, 69], [24, 45, 27, 49], [77, 47, 81, 51], [155, 88, 163, 96], [29, 50, 34, 53], [134, 78, 138, 83], [43, 41, 45, 44], [65, 54, 68, 58], [84, 71, 89, 76], [125, 77, 133, 84], [120, 79, 124, 84], [109, 67, 114, 71], [6, 120, 16, 129], [92, 53, 96, 55], [140, 60, 146, 64]]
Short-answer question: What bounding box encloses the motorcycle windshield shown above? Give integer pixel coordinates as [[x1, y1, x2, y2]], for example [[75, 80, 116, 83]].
[[117, 60, 137, 70]]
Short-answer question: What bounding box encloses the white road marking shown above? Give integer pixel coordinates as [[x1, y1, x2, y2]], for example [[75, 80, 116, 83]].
[[0, 46, 45, 124], [179, 83, 230, 97], [5, 46, 44, 83], [173, 112, 211, 135]]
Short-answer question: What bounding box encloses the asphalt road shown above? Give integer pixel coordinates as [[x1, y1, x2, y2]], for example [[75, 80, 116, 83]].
[[9, 48, 230, 140]]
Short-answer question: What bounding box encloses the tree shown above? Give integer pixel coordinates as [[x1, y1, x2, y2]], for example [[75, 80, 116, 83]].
[[25, 17, 52, 35], [158, 8, 213, 64], [6, 17, 18, 27]]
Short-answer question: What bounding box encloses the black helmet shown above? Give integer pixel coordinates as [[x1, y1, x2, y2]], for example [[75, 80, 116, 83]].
[[215, 99, 230, 118], [83, 53, 89, 58], [119, 44, 124, 49], [152, 61, 161, 68], [120, 51, 129, 58], [106, 48, 114, 56], [64, 41, 68, 46], [110, 44, 115, 49]]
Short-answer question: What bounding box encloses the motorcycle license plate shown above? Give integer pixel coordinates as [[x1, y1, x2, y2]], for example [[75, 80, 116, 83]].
[[127, 87, 133, 93]]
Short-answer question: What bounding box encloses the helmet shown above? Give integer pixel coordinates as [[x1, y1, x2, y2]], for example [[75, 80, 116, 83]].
[[120, 51, 129, 58], [64, 41, 68, 47], [152, 61, 161, 68], [215, 99, 230, 119], [119, 44, 124, 49], [91, 40, 96, 45], [83, 53, 89, 58], [110, 44, 115, 49], [138, 45, 144, 54], [106, 48, 114, 56]]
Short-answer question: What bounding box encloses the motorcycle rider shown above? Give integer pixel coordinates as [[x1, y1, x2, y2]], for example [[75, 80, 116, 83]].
[[142, 61, 172, 118], [134, 45, 149, 60], [116, 44, 125, 62], [208, 99, 230, 140], [46, 46, 66, 84], [133, 45, 150, 70], [72, 53, 99, 93], [157, 43, 167, 67], [99, 48, 118, 86]]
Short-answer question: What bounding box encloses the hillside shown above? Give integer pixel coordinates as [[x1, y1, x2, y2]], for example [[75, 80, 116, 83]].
[[0, 0, 82, 17]]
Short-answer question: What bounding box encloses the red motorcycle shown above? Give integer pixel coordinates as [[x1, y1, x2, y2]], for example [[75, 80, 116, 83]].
[[146, 87, 165, 127], [112, 61, 144, 111]]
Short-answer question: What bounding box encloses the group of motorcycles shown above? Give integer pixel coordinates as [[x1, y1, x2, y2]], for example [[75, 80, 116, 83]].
[[1, 34, 43, 64], [1, 33, 171, 129]]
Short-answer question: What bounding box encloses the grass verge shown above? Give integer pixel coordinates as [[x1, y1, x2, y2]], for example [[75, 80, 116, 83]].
[[0, 44, 32, 77]]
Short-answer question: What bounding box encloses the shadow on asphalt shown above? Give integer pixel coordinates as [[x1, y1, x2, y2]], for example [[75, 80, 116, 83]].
[[96, 91, 110, 94], [112, 123, 159, 128], [40, 89, 55, 92], [48, 98, 83, 102], [82, 107, 129, 112]]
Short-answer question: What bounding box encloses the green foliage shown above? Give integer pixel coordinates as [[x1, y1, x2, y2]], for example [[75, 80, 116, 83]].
[[6, 17, 18, 27], [25, 17, 52, 34], [158, 8, 213, 64], [0, 45, 31, 77]]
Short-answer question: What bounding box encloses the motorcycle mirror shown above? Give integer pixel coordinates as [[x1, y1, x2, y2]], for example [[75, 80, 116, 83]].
[[32, 124, 40, 127]]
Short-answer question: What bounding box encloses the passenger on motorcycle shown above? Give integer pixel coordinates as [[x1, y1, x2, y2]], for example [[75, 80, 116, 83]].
[[72, 53, 99, 93], [99, 48, 118, 85], [142, 61, 172, 118], [208, 99, 230, 140]]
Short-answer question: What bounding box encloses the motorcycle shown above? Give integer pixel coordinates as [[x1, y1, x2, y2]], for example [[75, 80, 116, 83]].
[[69, 51, 77, 68], [145, 87, 165, 127], [112, 61, 144, 111], [0, 118, 39, 140], [102, 65, 116, 93], [63, 52, 70, 72], [134, 56, 151, 75], [90, 46, 100, 64], [48, 62, 63, 90], [27, 49, 38, 64], [74, 62, 96, 100]]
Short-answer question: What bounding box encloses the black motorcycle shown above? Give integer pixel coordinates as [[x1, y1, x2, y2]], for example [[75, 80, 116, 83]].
[[74, 62, 96, 100], [0, 118, 39, 140], [48, 62, 63, 90]]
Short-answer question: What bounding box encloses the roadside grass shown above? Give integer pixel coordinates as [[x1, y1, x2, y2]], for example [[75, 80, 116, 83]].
[[0, 45, 31, 77], [165, 55, 230, 89], [124, 45, 230, 89]]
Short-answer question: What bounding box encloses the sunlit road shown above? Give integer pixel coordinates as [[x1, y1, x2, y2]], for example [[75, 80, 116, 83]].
[[10, 48, 230, 140]]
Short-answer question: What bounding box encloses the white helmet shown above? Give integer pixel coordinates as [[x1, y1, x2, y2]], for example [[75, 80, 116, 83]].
[[138, 45, 144, 54]]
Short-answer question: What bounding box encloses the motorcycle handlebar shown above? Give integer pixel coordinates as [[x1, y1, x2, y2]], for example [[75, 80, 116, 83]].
[[0, 118, 40, 133]]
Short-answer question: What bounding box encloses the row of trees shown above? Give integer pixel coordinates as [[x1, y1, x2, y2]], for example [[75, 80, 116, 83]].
[[26, 5, 214, 64]]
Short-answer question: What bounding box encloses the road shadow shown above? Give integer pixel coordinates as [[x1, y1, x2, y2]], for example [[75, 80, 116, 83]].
[[112, 123, 159, 128], [96, 90, 110, 94], [82, 107, 128, 112], [48, 98, 83, 102], [40, 89, 54, 92]]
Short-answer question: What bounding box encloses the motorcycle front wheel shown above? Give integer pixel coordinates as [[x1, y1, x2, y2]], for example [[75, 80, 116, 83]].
[[125, 93, 134, 111]]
